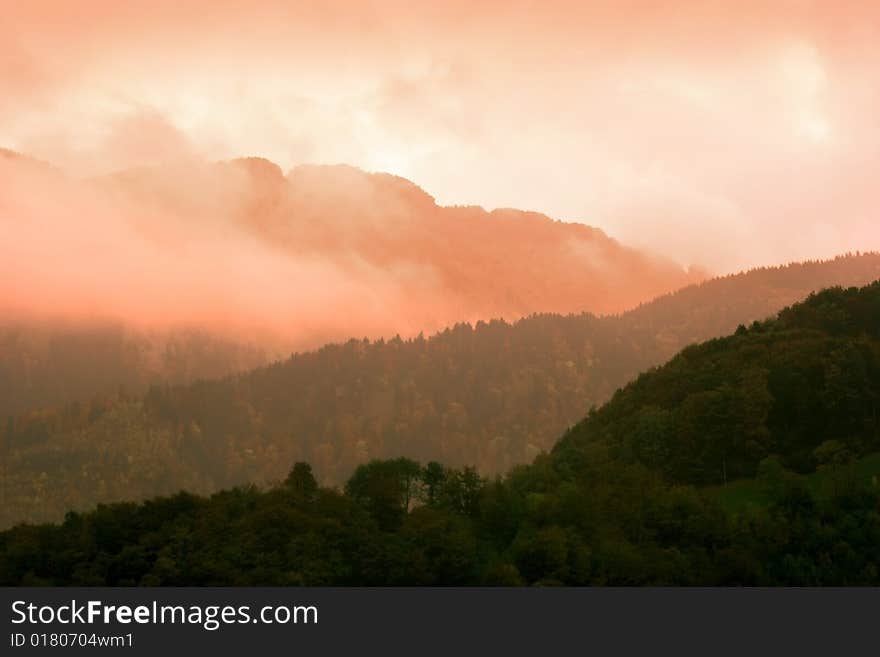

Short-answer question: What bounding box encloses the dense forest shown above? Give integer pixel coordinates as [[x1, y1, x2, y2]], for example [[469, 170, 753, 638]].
[[0, 322, 271, 418], [2, 254, 879, 528], [2, 282, 878, 585]]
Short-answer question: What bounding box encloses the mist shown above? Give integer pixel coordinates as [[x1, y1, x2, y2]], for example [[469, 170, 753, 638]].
[[1, 147, 699, 350], [0, 153, 449, 348]]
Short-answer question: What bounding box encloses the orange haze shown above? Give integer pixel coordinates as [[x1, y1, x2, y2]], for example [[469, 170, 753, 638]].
[[2, 0, 879, 342]]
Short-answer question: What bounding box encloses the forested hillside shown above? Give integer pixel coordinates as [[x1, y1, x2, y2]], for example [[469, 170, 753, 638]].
[[556, 283, 880, 481], [3, 282, 878, 585], [0, 322, 271, 418], [2, 254, 879, 528]]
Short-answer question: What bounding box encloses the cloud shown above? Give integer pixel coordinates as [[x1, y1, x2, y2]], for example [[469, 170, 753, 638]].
[[1, 1, 879, 274]]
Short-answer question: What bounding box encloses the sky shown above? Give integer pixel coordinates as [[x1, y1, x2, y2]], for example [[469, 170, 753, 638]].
[[2, 0, 879, 273]]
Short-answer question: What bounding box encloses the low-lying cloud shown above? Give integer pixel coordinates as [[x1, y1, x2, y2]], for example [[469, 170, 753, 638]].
[[1, 149, 698, 350]]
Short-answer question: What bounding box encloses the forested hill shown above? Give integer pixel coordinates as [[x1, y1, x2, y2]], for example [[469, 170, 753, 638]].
[[2, 283, 879, 586], [619, 251, 880, 349], [2, 254, 879, 529], [554, 281, 880, 483]]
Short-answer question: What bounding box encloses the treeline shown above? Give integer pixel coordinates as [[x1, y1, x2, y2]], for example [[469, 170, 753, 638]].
[[3, 455, 877, 586], [2, 282, 879, 585], [2, 254, 879, 528]]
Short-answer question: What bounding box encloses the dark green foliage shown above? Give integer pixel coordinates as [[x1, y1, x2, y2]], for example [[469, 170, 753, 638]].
[[345, 458, 422, 531], [2, 453, 876, 586], [557, 284, 880, 485], [3, 281, 880, 585], [284, 462, 318, 501]]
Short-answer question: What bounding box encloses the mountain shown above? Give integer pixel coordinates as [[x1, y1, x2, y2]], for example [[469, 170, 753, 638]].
[[2, 253, 878, 528], [100, 156, 704, 322], [3, 282, 878, 585], [0, 149, 701, 415]]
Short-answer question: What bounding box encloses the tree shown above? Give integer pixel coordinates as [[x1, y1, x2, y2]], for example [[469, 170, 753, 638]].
[[344, 458, 421, 531], [284, 462, 318, 501], [420, 462, 447, 507], [813, 440, 854, 469], [435, 466, 485, 516]]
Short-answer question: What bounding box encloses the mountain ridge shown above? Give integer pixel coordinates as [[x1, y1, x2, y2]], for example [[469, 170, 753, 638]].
[[2, 147, 703, 335]]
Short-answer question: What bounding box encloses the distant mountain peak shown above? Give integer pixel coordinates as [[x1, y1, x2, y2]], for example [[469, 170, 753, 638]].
[[287, 163, 436, 208], [226, 156, 285, 184], [0, 147, 60, 175]]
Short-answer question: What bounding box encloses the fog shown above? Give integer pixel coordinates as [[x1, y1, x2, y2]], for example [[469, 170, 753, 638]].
[[0, 153, 452, 347], [1, 148, 699, 349]]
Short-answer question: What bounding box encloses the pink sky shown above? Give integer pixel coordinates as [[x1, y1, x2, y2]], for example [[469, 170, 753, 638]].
[[2, 1, 879, 272]]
